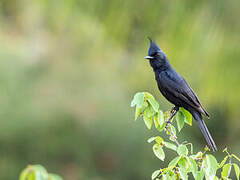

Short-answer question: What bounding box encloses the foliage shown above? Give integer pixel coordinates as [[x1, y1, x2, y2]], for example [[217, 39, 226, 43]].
[[131, 92, 240, 180], [19, 164, 62, 180], [0, 0, 240, 179]]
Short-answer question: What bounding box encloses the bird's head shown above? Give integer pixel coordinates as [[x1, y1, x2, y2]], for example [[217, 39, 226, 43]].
[[144, 38, 168, 69], [144, 38, 166, 60]]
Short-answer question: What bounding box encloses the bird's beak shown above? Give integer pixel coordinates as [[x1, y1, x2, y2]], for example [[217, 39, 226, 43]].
[[144, 56, 154, 60]]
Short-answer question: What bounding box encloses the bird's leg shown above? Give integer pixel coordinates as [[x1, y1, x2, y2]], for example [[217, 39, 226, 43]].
[[166, 106, 179, 124]]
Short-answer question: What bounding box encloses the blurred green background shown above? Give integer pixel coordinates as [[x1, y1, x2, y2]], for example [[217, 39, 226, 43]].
[[0, 0, 240, 179]]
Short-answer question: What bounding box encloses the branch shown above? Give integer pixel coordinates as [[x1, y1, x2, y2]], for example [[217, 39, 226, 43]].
[[165, 123, 179, 146]]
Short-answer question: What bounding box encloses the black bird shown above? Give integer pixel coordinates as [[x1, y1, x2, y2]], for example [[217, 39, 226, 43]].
[[144, 38, 217, 151]]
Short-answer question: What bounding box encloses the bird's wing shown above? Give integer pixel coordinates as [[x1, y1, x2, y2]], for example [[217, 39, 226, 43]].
[[160, 71, 209, 117]]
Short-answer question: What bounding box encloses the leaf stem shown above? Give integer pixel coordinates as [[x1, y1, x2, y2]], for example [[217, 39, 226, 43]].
[[185, 143, 193, 154]]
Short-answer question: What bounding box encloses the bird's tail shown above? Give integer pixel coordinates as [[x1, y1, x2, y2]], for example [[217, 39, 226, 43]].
[[193, 111, 217, 151]]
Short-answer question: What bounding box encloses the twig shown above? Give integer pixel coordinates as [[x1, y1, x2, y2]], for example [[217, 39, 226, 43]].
[[165, 123, 179, 146]]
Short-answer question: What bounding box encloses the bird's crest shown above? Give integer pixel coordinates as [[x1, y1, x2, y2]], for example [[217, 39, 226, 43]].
[[147, 37, 162, 56]]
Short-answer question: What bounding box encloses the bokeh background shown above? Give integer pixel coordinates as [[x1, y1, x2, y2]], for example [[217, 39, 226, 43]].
[[0, 0, 240, 179]]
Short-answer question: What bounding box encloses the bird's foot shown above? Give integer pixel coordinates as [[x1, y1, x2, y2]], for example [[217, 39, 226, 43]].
[[170, 107, 176, 114], [166, 119, 173, 125]]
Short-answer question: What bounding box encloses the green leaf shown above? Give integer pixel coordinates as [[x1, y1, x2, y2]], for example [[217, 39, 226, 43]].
[[164, 142, 177, 151], [157, 124, 165, 132], [179, 156, 193, 174], [180, 107, 192, 126], [153, 143, 165, 161], [178, 157, 189, 171], [145, 106, 156, 118], [189, 157, 198, 178], [142, 101, 148, 108], [176, 110, 185, 132], [151, 170, 161, 180], [218, 156, 228, 168], [135, 101, 148, 121], [183, 156, 192, 172], [157, 110, 164, 126], [195, 170, 204, 180], [143, 112, 152, 129], [233, 163, 240, 180], [221, 163, 230, 179], [148, 137, 156, 143], [155, 136, 164, 144], [147, 136, 164, 144], [156, 110, 165, 132], [177, 145, 188, 156], [19, 165, 48, 180], [148, 98, 159, 112], [162, 173, 171, 180], [153, 115, 159, 128], [48, 174, 63, 180], [135, 107, 142, 121], [168, 156, 181, 167], [143, 106, 156, 129], [170, 174, 177, 180], [35, 172, 44, 180], [19, 168, 29, 180], [19, 165, 62, 180], [203, 154, 218, 179], [27, 171, 35, 180], [144, 92, 155, 100], [131, 92, 145, 108], [32, 165, 48, 180], [179, 166, 188, 180], [153, 112, 163, 128]]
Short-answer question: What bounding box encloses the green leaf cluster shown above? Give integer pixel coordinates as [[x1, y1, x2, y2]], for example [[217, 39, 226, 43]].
[[19, 164, 62, 180], [131, 92, 240, 180], [131, 92, 192, 134]]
